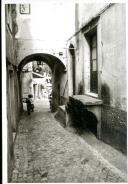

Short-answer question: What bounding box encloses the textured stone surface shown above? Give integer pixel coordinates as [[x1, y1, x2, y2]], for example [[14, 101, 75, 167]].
[[11, 100, 127, 183], [101, 105, 127, 154], [73, 95, 103, 105]]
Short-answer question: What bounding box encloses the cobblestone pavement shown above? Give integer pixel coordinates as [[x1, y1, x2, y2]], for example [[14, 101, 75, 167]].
[[11, 100, 127, 183]]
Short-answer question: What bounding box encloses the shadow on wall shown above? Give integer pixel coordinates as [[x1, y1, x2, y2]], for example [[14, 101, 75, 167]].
[[66, 97, 98, 136], [78, 82, 84, 95], [101, 83, 127, 154], [86, 111, 98, 136], [101, 83, 110, 105]]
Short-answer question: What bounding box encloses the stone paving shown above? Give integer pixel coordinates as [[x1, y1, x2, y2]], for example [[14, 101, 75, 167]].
[[11, 100, 127, 183]]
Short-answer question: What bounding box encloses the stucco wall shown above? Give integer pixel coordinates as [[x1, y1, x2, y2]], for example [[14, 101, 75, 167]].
[[67, 3, 127, 153], [6, 28, 15, 64], [16, 39, 66, 67], [14, 4, 70, 112], [73, 3, 126, 109], [100, 4, 126, 111], [100, 4, 126, 154], [75, 3, 126, 111], [6, 5, 18, 65], [67, 33, 84, 96], [6, 5, 21, 181], [77, 3, 109, 31], [60, 72, 68, 104], [15, 5, 67, 67], [67, 39, 75, 96], [15, 12, 67, 110], [6, 67, 13, 182]]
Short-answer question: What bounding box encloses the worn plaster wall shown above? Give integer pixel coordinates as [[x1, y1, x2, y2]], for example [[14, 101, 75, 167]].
[[67, 33, 84, 96], [16, 39, 66, 67], [15, 5, 68, 111], [75, 3, 126, 110], [60, 72, 68, 105], [100, 4, 126, 154], [15, 5, 67, 67], [67, 3, 126, 153], [67, 43, 75, 96], [100, 4, 126, 111], [6, 67, 14, 182], [77, 3, 109, 31], [6, 4, 21, 181], [51, 66, 60, 111]]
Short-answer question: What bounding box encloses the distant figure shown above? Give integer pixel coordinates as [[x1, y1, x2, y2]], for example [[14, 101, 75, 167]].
[[26, 94, 34, 115]]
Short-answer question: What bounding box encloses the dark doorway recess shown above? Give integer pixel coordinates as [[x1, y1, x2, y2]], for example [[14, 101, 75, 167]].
[[69, 44, 76, 95], [86, 111, 98, 137]]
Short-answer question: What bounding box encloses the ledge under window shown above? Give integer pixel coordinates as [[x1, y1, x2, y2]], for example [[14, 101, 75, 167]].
[[85, 92, 98, 98], [72, 95, 102, 106]]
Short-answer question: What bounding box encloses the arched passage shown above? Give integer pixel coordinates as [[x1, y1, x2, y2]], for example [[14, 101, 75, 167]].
[[18, 53, 66, 72], [18, 53, 66, 112]]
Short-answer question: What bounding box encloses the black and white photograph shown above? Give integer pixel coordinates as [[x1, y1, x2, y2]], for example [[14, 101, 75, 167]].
[[2, 0, 127, 183]]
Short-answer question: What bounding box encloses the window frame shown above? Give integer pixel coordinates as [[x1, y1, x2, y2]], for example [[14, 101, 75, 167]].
[[82, 17, 99, 95], [90, 31, 98, 93]]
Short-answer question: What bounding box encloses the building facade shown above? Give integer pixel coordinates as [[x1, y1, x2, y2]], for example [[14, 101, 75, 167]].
[[5, 4, 69, 181], [5, 3, 127, 182], [5, 4, 21, 181], [67, 3, 127, 154]]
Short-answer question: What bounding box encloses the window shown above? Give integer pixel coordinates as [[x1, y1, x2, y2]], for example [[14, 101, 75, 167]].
[[83, 17, 99, 96], [90, 32, 98, 93]]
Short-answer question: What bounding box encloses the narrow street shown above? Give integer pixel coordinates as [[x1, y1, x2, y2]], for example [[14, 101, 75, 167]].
[[11, 100, 127, 183], [4, 3, 127, 183]]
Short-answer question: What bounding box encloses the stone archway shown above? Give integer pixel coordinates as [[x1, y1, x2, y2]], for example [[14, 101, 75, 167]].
[[18, 53, 66, 112]]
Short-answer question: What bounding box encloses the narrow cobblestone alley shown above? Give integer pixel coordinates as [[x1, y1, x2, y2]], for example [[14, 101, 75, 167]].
[[4, 3, 127, 183], [11, 99, 127, 183]]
